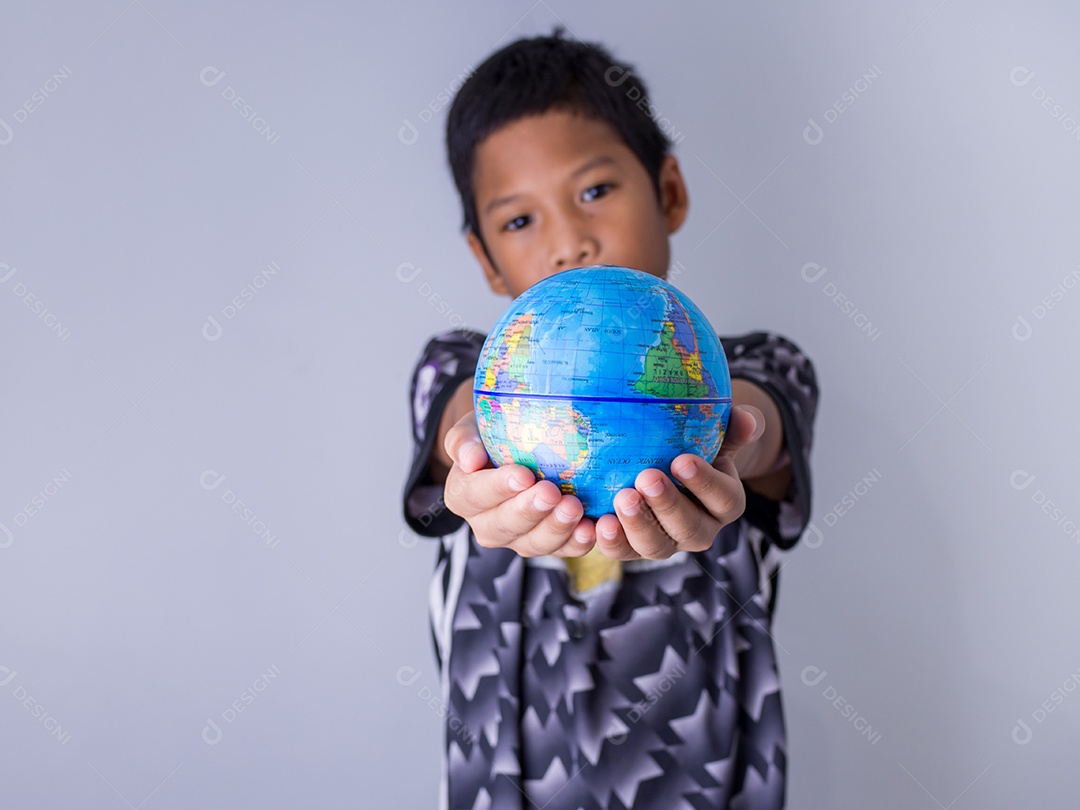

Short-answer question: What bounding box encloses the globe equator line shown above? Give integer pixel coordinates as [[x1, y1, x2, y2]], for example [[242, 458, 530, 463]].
[[475, 390, 732, 405]]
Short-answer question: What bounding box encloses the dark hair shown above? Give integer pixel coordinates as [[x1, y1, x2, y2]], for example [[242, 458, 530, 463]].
[[446, 28, 673, 250]]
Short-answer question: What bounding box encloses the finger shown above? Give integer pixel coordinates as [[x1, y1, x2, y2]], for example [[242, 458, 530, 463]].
[[524, 496, 599, 558], [470, 480, 569, 550], [445, 413, 489, 474], [633, 468, 718, 553], [671, 454, 745, 528], [594, 512, 643, 561], [570, 516, 597, 548], [613, 487, 679, 559], [710, 406, 762, 474], [723, 405, 763, 449], [443, 458, 536, 519]]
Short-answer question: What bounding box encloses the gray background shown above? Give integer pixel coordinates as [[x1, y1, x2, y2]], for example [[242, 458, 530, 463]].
[[2, 1, 1078, 807]]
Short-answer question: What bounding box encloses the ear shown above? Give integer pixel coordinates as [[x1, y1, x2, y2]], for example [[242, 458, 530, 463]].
[[467, 230, 510, 296], [658, 154, 689, 235]]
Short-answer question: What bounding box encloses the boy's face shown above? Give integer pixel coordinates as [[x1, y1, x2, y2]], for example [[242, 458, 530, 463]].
[[466, 109, 689, 299]]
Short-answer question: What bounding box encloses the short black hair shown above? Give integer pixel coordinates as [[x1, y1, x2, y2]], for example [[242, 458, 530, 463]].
[[446, 28, 673, 249]]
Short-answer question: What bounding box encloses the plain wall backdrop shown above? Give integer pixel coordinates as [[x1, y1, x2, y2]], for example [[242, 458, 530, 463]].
[[2, 1, 1078, 807]]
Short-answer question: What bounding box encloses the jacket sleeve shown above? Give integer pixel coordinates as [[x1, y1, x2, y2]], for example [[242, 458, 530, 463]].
[[722, 332, 819, 550], [402, 329, 487, 538]]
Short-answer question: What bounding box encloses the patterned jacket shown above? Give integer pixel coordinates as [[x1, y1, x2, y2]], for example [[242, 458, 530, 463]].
[[403, 329, 818, 810]]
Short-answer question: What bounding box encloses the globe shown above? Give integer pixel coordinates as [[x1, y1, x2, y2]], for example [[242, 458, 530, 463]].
[[473, 265, 732, 519]]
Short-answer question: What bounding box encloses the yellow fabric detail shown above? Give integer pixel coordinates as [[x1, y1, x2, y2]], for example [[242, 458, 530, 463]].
[[564, 545, 622, 594]]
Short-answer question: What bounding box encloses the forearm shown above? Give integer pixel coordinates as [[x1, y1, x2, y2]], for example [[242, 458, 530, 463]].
[[430, 379, 475, 483]]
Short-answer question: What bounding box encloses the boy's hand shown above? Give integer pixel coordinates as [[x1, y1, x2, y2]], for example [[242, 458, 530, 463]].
[[442, 413, 599, 558], [593, 405, 766, 561]]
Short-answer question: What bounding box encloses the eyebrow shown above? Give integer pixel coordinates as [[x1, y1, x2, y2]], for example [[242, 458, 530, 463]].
[[482, 155, 617, 216]]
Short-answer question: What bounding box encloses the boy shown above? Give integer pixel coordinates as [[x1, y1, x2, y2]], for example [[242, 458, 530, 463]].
[[403, 29, 818, 810]]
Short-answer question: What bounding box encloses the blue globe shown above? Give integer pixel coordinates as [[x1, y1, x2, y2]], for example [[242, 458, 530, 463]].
[[474, 265, 732, 519]]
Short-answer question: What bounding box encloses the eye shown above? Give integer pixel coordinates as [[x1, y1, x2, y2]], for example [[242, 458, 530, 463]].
[[503, 214, 531, 232], [581, 183, 613, 202]]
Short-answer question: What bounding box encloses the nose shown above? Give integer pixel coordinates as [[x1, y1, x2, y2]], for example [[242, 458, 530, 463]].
[[550, 212, 599, 270]]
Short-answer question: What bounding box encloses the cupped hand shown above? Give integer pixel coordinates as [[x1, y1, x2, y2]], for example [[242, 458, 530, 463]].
[[442, 411, 599, 558], [593, 405, 766, 561]]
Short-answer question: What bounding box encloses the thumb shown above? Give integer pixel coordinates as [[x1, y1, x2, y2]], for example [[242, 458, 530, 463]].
[[446, 412, 489, 473], [711, 405, 764, 473]]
